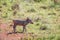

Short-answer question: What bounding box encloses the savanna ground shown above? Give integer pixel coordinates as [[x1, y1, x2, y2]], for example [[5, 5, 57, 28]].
[[0, 0, 60, 40]]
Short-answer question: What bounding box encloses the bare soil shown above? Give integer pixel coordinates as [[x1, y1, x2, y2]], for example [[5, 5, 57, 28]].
[[0, 23, 27, 40]]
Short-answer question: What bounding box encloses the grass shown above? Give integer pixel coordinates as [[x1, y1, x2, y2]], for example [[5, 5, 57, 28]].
[[0, 0, 60, 40]]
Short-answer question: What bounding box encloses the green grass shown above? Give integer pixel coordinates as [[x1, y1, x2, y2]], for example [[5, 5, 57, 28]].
[[0, 0, 60, 40]]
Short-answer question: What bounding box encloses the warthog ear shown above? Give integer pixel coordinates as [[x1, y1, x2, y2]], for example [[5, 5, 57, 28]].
[[27, 17, 29, 19], [26, 17, 30, 21], [26, 17, 29, 20]]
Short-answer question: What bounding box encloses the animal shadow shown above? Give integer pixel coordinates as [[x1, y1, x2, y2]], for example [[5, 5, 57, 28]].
[[7, 32, 23, 35]]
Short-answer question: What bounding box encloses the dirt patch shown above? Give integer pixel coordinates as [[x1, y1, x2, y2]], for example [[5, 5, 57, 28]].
[[0, 23, 26, 40]]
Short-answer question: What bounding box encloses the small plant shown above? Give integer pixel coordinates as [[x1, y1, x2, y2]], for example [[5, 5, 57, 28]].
[[27, 8, 36, 12], [48, 13, 56, 15], [13, 11, 17, 16], [3, 2, 7, 6], [58, 25, 60, 29], [34, 0, 41, 2], [42, 37, 46, 40], [48, 34, 55, 40], [49, 4, 55, 8], [36, 23, 40, 26], [0, 10, 2, 12], [0, 6, 2, 8], [40, 6, 47, 9], [54, 0, 60, 5], [40, 25, 47, 30], [11, 3, 19, 10], [36, 37, 42, 40], [1, 13, 8, 18], [55, 35, 60, 40]]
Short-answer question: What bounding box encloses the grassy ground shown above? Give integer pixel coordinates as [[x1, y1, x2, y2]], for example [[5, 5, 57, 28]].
[[0, 0, 60, 40]]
